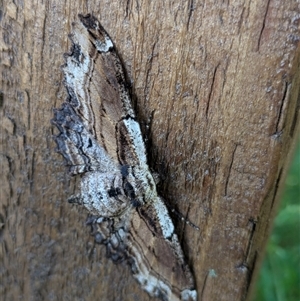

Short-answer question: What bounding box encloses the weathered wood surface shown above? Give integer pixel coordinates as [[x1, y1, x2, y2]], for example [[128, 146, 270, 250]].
[[1, 1, 299, 301]]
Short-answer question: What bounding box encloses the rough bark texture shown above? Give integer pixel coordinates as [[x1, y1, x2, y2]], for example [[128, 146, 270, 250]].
[[1, 1, 299, 301]]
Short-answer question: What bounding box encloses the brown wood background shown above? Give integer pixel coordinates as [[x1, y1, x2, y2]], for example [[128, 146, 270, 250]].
[[1, 1, 299, 301]]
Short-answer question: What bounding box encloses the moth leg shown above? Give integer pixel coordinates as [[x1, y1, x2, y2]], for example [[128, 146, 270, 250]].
[[151, 171, 161, 185], [68, 194, 83, 205]]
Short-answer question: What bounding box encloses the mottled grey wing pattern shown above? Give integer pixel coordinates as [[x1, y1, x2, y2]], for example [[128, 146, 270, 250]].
[[53, 102, 115, 175], [52, 14, 197, 301]]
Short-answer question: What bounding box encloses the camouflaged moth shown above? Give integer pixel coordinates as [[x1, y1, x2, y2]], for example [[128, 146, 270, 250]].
[[52, 14, 197, 301]]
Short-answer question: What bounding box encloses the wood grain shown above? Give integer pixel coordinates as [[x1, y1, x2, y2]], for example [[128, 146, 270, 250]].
[[1, 1, 299, 301]]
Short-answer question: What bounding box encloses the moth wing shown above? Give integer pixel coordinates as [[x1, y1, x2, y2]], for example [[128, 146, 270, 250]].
[[52, 102, 117, 174], [53, 14, 137, 173], [87, 199, 197, 301], [128, 199, 197, 301], [52, 13, 150, 205]]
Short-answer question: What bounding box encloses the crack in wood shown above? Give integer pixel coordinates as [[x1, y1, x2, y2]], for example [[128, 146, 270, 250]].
[[270, 167, 283, 210], [224, 143, 238, 196], [187, 0, 195, 30], [274, 81, 289, 135], [206, 63, 220, 119], [257, 0, 271, 51]]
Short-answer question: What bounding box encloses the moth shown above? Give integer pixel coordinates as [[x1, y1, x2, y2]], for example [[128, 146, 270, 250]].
[[52, 14, 197, 301]]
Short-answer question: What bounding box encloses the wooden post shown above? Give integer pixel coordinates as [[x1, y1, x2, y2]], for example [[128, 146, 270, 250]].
[[1, 1, 299, 300]]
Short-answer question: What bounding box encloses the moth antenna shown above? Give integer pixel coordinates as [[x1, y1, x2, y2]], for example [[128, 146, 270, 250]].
[[169, 207, 200, 231]]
